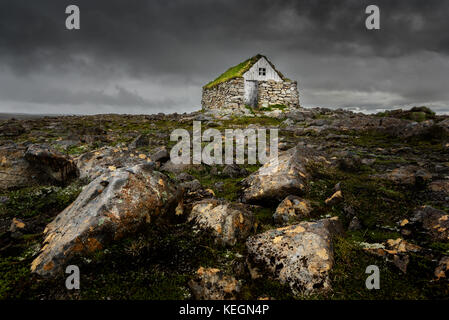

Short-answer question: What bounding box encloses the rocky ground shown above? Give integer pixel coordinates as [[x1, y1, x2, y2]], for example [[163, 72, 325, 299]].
[[0, 105, 448, 300]]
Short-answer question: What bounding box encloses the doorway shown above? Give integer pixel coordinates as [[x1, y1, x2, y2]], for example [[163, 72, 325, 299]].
[[244, 80, 258, 108]]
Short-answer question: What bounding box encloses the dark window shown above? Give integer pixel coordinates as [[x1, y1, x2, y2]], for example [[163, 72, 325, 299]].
[[259, 68, 266, 76]]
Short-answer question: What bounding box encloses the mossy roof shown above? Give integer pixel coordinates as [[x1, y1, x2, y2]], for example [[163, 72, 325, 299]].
[[203, 54, 288, 89]]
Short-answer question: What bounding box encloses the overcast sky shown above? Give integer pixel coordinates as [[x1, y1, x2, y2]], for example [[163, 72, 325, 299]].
[[0, 0, 448, 115]]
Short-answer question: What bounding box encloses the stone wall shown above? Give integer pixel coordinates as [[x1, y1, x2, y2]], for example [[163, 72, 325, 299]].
[[257, 80, 299, 109], [202, 78, 245, 111], [202, 78, 300, 111]]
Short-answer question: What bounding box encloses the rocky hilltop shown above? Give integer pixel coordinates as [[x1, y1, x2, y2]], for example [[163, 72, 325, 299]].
[[0, 105, 448, 299]]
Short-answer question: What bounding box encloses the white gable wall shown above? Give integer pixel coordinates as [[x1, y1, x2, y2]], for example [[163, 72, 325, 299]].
[[242, 57, 282, 82]]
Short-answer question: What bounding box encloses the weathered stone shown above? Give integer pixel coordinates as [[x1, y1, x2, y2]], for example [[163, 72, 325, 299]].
[[428, 180, 449, 194], [179, 179, 202, 192], [150, 146, 170, 163], [273, 195, 312, 226], [175, 172, 195, 182], [363, 238, 422, 273], [188, 199, 254, 246], [434, 256, 449, 280], [408, 206, 449, 242], [188, 267, 241, 300], [74, 146, 151, 181], [0, 143, 77, 190], [9, 217, 27, 238], [377, 165, 432, 186], [348, 216, 363, 231], [161, 160, 201, 174], [222, 164, 248, 178], [0, 144, 40, 190], [325, 190, 343, 206], [242, 146, 324, 203], [25, 144, 78, 184], [129, 134, 149, 149], [246, 217, 343, 295], [31, 164, 180, 277]]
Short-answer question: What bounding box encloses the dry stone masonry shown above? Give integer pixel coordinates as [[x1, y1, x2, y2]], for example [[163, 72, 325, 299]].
[[257, 80, 299, 109]]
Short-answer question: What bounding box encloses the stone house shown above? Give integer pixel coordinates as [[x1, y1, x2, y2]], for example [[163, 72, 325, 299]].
[[202, 54, 300, 111]]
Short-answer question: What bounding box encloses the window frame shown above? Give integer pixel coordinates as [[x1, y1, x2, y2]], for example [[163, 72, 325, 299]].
[[258, 67, 266, 76]]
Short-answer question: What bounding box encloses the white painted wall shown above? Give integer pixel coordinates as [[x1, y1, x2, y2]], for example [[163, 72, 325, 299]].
[[242, 57, 282, 82]]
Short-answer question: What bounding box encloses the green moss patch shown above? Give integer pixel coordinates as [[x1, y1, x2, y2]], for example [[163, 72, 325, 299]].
[[203, 54, 287, 89]]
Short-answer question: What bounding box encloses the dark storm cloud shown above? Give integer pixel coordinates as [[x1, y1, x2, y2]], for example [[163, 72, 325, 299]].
[[0, 0, 448, 114]]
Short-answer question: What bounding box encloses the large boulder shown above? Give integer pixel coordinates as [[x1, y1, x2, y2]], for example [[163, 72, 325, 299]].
[[246, 217, 343, 295], [188, 199, 254, 246], [242, 146, 325, 204], [74, 146, 151, 181], [31, 164, 181, 277]]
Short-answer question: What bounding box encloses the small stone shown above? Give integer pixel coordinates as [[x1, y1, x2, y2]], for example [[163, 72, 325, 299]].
[[188, 267, 241, 300], [214, 181, 224, 192], [129, 135, 149, 149], [222, 164, 248, 178], [273, 195, 312, 226], [151, 146, 170, 163], [348, 216, 362, 231], [325, 190, 343, 206], [409, 206, 449, 242], [434, 256, 449, 280]]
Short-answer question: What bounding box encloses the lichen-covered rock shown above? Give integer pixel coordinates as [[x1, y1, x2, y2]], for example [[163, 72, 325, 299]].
[[31, 164, 180, 277], [363, 238, 422, 273], [74, 146, 152, 181], [408, 206, 449, 242], [246, 217, 343, 295], [25, 144, 78, 184], [0, 143, 77, 190], [242, 146, 325, 203], [188, 199, 254, 246], [273, 195, 312, 226], [188, 267, 241, 300], [434, 256, 449, 280], [325, 190, 343, 206], [0, 144, 39, 190]]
